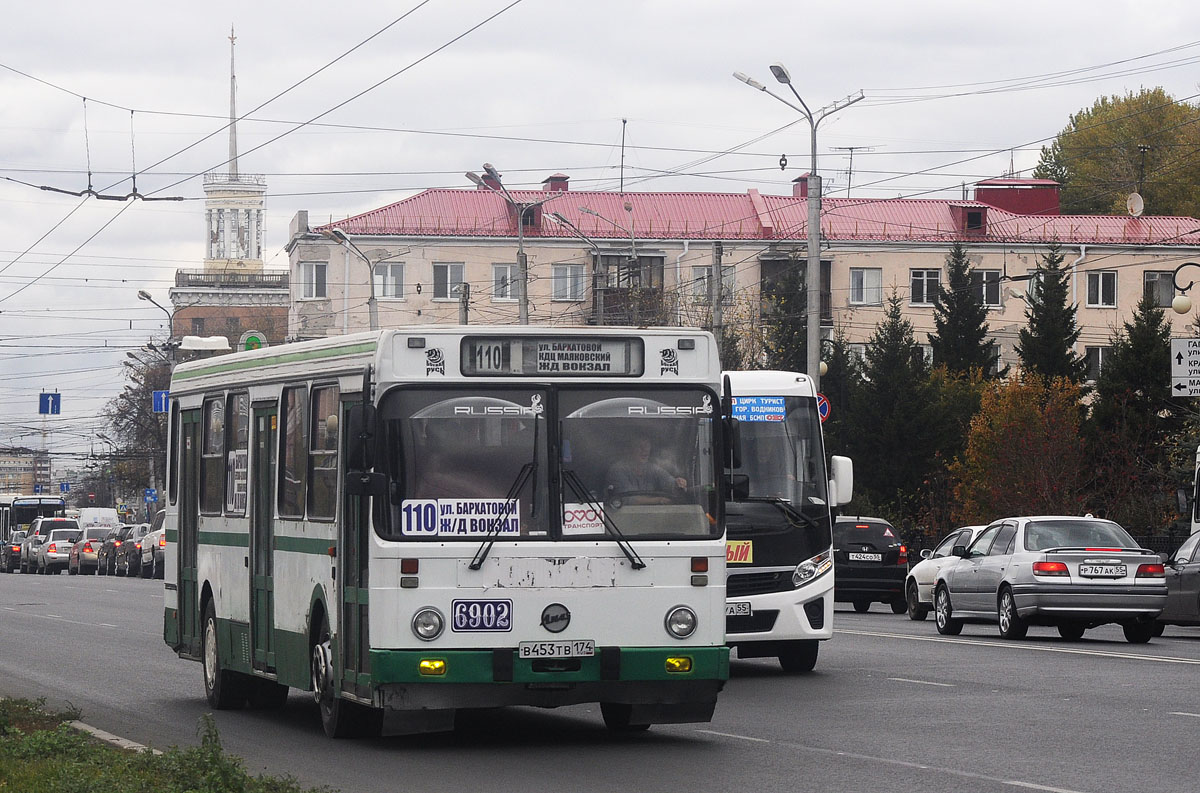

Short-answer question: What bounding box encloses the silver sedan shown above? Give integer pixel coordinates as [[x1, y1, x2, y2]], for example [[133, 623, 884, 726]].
[[934, 516, 1166, 643]]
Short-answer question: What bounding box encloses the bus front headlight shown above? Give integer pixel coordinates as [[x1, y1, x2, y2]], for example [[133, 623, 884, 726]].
[[412, 608, 445, 641], [793, 549, 833, 587], [665, 606, 698, 639]]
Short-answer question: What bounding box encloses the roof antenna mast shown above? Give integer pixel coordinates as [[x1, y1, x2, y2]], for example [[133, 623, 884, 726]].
[[229, 25, 239, 180], [619, 118, 627, 196]]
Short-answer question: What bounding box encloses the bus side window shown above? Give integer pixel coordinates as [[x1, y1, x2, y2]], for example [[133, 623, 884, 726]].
[[279, 385, 309, 519], [308, 385, 340, 520]]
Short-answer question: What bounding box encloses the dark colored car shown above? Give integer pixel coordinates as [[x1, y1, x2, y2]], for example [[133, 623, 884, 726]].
[[1, 531, 26, 573], [96, 525, 133, 576], [114, 523, 151, 577], [833, 516, 909, 613], [1156, 531, 1200, 633]]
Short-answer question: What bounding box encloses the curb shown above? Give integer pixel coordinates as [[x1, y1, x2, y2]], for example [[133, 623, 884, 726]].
[[69, 720, 163, 755]]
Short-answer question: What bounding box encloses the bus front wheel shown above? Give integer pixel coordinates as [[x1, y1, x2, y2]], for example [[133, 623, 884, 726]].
[[202, 600, 246, 710], [311, 616, 380, 738]]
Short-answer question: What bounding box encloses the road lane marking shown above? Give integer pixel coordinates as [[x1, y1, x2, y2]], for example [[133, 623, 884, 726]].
[[694, 730, 1094, 793], [887, 677, 954, 687], [1169, 711, 1200, 718], [837, 628, 1200, 665], [694, 729, 770, 743]]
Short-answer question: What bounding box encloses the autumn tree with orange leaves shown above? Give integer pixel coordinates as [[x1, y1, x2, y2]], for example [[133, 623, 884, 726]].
[[951, 374, 1089, 524]]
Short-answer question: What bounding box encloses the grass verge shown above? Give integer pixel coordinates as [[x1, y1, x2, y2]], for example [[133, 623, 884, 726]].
[[0, 697, 334, 793]]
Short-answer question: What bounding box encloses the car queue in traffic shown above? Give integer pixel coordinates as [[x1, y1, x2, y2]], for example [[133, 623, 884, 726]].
[[3, 510, 165, 580]]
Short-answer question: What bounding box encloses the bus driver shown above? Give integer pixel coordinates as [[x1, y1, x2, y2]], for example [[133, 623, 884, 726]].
[[605, 435, 686, 505]]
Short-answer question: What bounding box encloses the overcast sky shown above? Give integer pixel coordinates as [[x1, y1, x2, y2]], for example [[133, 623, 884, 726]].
[[3, 0, 1200, 468]]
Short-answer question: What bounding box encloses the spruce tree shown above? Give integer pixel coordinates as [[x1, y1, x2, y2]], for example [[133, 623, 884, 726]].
[[846, 292, 939, 519], [761, 261, 808, 374], [930, 242, 996, 375], [1015, 242, 1087, 382], [1092, 291, 1175, 431]]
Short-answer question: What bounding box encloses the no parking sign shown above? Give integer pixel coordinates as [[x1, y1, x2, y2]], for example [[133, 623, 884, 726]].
[[816, 393, 830, 423]]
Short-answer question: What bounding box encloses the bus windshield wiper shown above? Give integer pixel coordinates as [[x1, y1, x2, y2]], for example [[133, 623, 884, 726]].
[[469, 416, 540, 571], [561, 468, 646, 570], [468, 461, 535, 571], [742, 495, 823, 532]]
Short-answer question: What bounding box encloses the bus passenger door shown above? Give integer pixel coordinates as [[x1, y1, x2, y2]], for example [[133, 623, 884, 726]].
[[340, 399, 372, 698], [178, 409, 202, 657], [251, 405, 278, 673]]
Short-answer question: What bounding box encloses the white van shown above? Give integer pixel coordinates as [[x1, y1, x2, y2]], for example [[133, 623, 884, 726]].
[[77, 507, 121, 528]]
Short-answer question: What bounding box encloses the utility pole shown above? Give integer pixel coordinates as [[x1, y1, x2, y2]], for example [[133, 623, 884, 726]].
[[458, 282, 470, 324], [710, 241, 724, 339]]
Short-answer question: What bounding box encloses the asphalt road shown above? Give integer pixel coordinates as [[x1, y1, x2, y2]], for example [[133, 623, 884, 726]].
[[3, 572, 1199, 793]]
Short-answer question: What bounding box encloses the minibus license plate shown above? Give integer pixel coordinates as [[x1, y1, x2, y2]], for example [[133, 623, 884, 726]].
[[726, 602, 752, 616], [518, 640, 595, 659]]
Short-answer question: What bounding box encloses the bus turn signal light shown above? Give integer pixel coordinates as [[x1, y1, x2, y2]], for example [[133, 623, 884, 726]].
[[665, 657, 693, 673], [419, 659, 446, 676]]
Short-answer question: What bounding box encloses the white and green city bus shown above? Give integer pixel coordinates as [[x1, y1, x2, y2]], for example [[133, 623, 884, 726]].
[[1, 493, 66, 541], [163, 327, 731, 736], [722, 371, 852, 673]]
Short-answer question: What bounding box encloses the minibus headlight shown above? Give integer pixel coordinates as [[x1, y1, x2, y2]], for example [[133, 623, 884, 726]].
[[665, 606, 698, 639], [411, 608, 444, 641], [793, 549, 833, 587]]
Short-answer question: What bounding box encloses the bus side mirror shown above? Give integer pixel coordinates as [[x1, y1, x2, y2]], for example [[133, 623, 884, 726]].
[[345, 471, 387, 498], [346, 403, 377, 471], [724, 474, 750, 500], [829, 455, 853, 506], [724, 418, 742, 469], [1177, 488, 1190, 515]]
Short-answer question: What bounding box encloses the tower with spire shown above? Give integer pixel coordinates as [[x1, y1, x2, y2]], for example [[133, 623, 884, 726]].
[[201, 26, 267, 272], [168, 28, 289, 352]]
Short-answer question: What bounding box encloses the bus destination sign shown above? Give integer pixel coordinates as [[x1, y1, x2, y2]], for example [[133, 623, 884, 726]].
[[461, 336, 645, 377]]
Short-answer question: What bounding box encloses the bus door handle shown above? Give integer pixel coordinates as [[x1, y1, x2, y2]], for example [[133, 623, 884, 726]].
[[244, 556, 248, 568]]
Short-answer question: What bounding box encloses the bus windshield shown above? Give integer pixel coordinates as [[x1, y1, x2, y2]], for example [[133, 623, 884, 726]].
[[376, 385, 720, 541], [732, 396, 828, 508]]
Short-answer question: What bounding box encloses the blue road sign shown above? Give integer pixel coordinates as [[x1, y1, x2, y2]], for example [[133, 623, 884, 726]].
[[152, 390, 170, 414], [38, 393, 61, 415], [59, 482, 70, 493], [33, 484, 43, 494]]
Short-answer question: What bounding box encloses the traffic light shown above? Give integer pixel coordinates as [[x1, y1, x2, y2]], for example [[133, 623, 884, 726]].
[[88, 493, 96, 502]]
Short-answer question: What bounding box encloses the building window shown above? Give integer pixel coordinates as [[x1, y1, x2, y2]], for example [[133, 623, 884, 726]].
[[191, 318, 205, 335], [918, 344, 933, 365], [691, 264, 736, 303], [910, 269, 941, 306], [300, 262, 327, 299], [970, 269, 1001, 307], [1085, 346, 1111, 381], [601, 254, 664, 289], [552, 264, 586, 301], [374, 263, 404, 299], [1086, 271, 1116, 307], [848, 343, 867, 363], [307, 385, 340, 520], [493, 264, 517, 301], [966, 210, 984, 231], [433, 263, 465, 299], [1144, 271, 1174, 308], [849, 268, 882, 305]]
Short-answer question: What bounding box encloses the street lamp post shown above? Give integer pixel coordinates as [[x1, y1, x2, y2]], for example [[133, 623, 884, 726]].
[[734, 65, 863, 391], [466, 165, 561, 325], [548, 212, 606, 325], [137, 290, 175, 363], [1171, 262, 1200, 314], [580, 204, 642, 324], [322, 228, 379, 331]]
